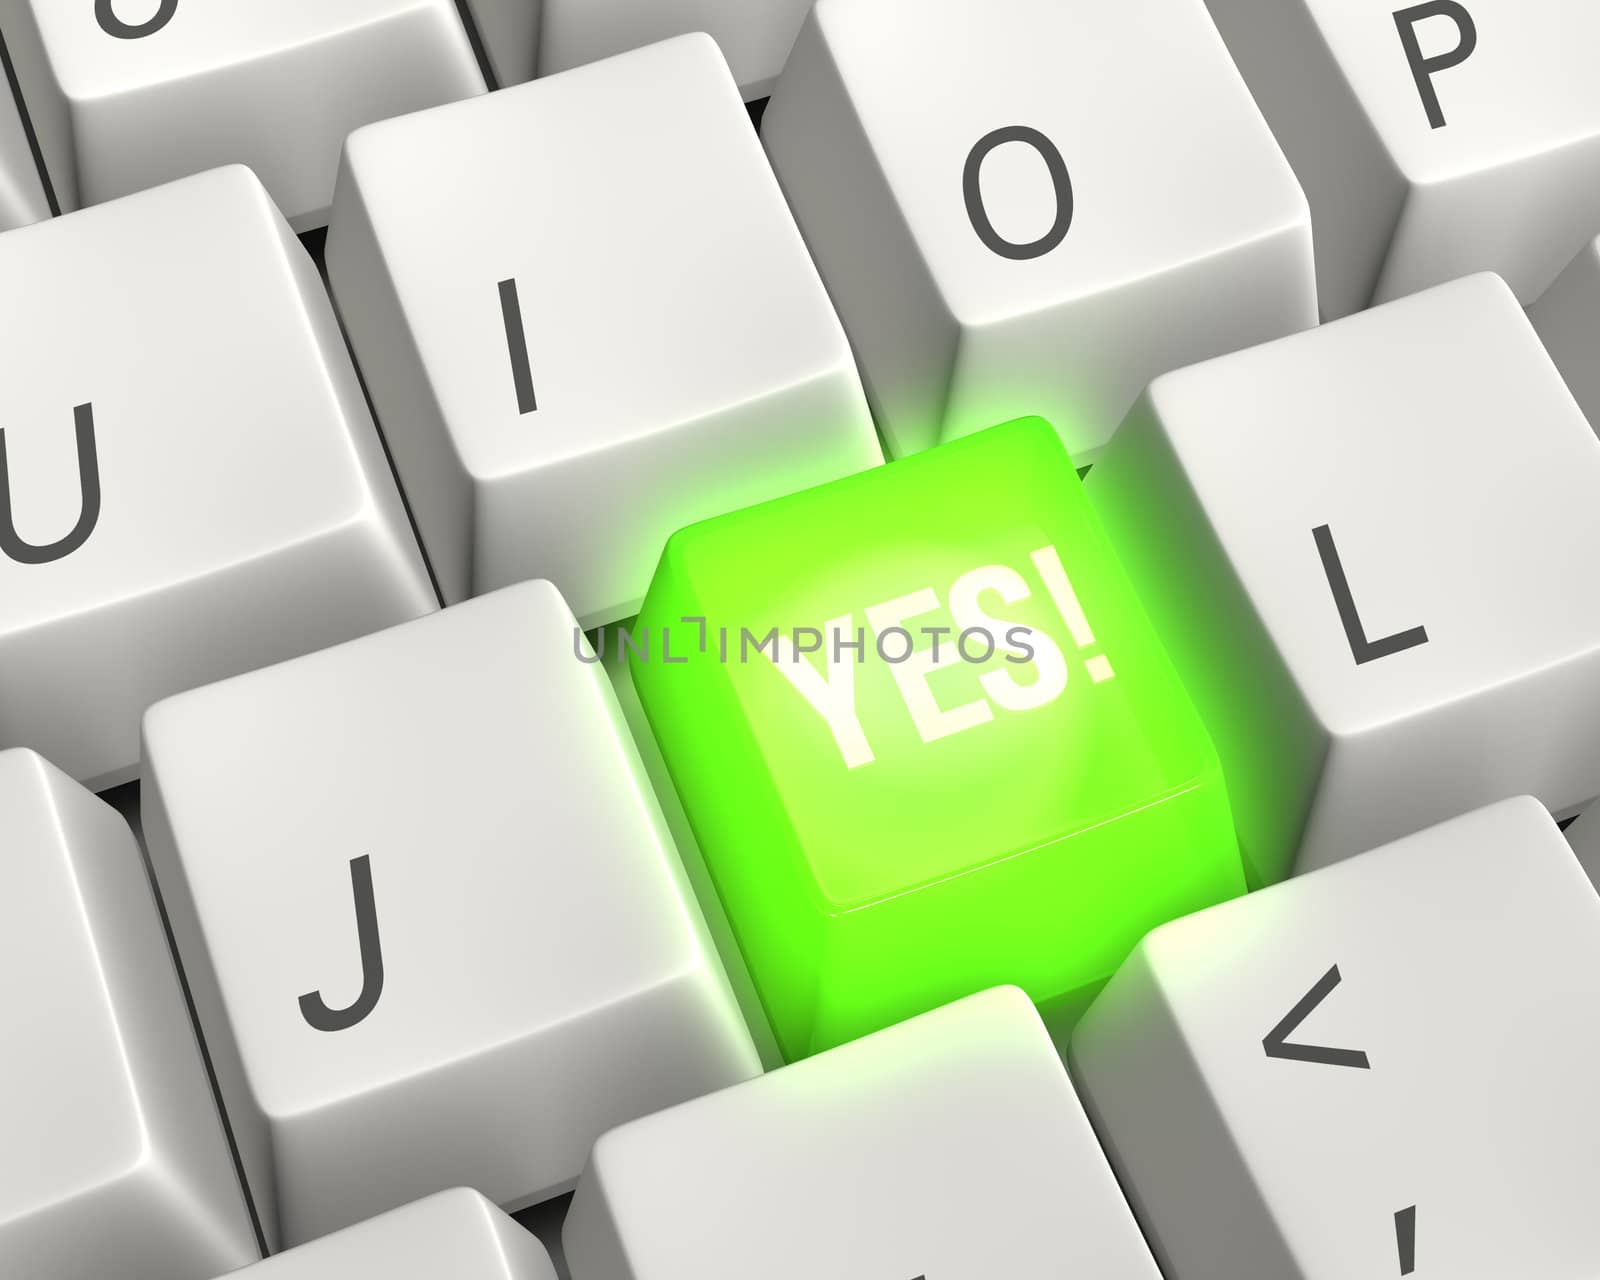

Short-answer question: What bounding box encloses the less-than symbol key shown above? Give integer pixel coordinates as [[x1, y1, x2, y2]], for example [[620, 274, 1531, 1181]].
[[1263, 964, 1371, 1069], [1266, 970, 1410, 1275]]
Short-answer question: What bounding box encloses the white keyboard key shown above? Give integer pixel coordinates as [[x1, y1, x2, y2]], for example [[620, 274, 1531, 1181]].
[[327, 34, 879, 624], [0, 166, 435, 790], [565, 986, 1158, 1280], [0, 0, 484, 229], [141, 580, 760, 1250], [1086, 273, 1600, 884], [1529, 234, 1600, 433], [227, 1190, 555, 1280], [0, 748, 257, 1279], [1071, 796, 1600, 1280], [0, 50, 49, 231], [1206, 0, 1600, 318], [464, 0, 810, 98], [760, 0, 1315, 462]]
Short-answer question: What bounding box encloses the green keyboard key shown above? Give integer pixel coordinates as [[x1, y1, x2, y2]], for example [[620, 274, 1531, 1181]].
[[631, 417, 1244, 1060]]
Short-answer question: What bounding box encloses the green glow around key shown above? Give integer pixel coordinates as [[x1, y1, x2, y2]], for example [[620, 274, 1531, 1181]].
[[632, 417, 1244, 1060]]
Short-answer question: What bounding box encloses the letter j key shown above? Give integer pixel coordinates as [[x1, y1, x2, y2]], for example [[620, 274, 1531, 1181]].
[[630, 417, 1246, 1061]]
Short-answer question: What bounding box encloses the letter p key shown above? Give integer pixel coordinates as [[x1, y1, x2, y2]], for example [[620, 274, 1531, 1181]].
[[1394, 1, 1478, 129]]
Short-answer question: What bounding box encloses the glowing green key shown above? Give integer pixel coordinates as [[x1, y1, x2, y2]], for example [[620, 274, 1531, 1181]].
[[631, 417, 1243, 1060]]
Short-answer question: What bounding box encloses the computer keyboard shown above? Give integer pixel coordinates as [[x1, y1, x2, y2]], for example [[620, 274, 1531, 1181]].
[[8, 1, 1600, 1278]]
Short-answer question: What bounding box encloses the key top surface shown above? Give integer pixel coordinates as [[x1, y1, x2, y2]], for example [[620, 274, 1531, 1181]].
[[0, 165, 435, 790], [1071, 796, 1600, 1280], [0, 0, 484, 227], [761, 0, 1315, 461], [1087, 272, 1600, 883], [631, 416, 1244, 1060], [1206, 0, 1600, 315], [140, 580, 759, 1249], [227, 1190, 555, 1280], [564, 986, 1160, 1280], [0, 748, 257, 1279], [326, 33, 879, 626]]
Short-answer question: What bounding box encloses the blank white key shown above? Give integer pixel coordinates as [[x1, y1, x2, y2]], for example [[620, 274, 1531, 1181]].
[[0, 748, 257, 1280], [565, 986, 1159, 1280], [327, 34, 879, 625], [1086, 273, 1600, 884], [140, 580, 760, 1250], [761, 0, 1315, 462], [225, 1190, 555, 1280], [1529, 234, 1600, 433], [0, 0, 484, 229], [0, 166, 435, 790], [0, 57, 49, 230], [1071, 796, 1600, 1280], [1206, 0, 1600, 318]]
